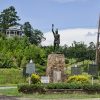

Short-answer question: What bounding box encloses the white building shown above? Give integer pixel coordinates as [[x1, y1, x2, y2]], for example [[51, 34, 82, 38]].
[[6, 25, 24, 37]]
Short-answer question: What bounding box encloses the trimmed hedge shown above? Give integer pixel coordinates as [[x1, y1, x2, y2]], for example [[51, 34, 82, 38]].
[[18, 84, 45, 94], [83, 83, 100, 91], [18, 82, 100, 94], [46, 82, 83, 89]]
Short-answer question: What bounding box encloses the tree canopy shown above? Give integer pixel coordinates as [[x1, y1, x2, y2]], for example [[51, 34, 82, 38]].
[[0, 6, 20, 33], [23, 22, 45, 45]]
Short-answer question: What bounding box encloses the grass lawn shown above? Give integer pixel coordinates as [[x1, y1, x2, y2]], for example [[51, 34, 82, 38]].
[[0, 68, 26, 84], [0, 88, 100, 99]]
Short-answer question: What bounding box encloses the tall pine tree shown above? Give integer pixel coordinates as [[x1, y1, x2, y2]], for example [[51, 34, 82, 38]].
[[0, 6, 20, 33]]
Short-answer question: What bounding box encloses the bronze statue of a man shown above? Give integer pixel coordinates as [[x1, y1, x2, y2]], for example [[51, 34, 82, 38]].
[[52, 24, 60, 51]]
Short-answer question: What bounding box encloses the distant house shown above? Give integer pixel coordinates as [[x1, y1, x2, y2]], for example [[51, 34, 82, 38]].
[[6, 25, 24, 37]]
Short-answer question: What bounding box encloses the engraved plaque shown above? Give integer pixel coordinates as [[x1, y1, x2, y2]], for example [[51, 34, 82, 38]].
[[53, 70, 61, 83]]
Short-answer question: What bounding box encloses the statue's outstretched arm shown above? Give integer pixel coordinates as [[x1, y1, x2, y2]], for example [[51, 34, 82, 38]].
[[52, 24, 55, 35]]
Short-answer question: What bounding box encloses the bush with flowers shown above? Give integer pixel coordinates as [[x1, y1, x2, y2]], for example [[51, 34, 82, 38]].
[[67, 75, 90, 84], [31, 73, 40, 84]]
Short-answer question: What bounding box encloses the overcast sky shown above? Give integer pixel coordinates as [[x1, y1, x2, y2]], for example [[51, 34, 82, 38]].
[[0, 0, 100, 45]]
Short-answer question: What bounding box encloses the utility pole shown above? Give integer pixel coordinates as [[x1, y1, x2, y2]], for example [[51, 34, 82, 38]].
[[95, 16, 100, 69]]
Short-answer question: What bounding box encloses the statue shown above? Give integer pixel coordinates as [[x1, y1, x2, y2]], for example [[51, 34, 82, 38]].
[[52, 24, 60, 51]]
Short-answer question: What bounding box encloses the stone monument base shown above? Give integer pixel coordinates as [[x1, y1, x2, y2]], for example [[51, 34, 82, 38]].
[[46, 53, 65, 83]]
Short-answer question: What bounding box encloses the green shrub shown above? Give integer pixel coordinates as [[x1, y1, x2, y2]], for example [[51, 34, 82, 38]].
[[83, 83, 100, 91], [65, 82, 83, 89], [46, 82, 83, 89], [67, 75, 89, 84], [18, 83, 100, 94], [18, 82, 84, 94], [45, 83, 65, 89], [65, 59, 69, 64], [31, 73, 40, 84], [35, 64, 46, 76], [18, 83, 45, 94]]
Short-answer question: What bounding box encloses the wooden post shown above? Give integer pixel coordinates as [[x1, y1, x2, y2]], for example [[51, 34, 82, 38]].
[[96, 16, 100, 66], [92, 77, 94, 85], [29, 75, 31, 85]]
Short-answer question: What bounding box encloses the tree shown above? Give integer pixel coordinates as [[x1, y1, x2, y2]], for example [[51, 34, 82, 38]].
[[23, 22, 45, 45], [0, 6, 20, 33], [87, 42, 96, 60], [23, 22, 32, 37], [65, 41, 88, 61]]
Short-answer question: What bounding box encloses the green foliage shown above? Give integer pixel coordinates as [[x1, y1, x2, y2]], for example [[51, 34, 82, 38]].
[[46, 82, 83, 89], [0, 68, 26, 84], [0, 6, 20, 33], [63, 41, 95, 61], [18, 83, 45, 94], [31, 74, 40, 84], [65, 58, 69, 64], [0, 36, 46, 68], [18, 83, 83, 94], [83, 83, 100, 91], [23, 22, 45, 45], [36, 64, 46, 76], [18, 82, 100, 94], [43, 41, 95, 62], [43, 46, 54, 57], [67, 75, 90, 84]]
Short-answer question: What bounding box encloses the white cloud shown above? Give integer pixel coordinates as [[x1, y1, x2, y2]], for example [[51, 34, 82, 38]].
[[53, 0, 89, 3], [42, 28, 97, 46]]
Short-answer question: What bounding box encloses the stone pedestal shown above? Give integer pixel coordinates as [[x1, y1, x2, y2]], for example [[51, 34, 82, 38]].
[[46, 54, 65, 83]]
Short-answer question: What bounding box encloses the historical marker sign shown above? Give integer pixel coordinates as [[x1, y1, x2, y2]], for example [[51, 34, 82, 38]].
[[26, 63, 35, 75], [88, 64, 98, 76], [71, 66, 82, 75]]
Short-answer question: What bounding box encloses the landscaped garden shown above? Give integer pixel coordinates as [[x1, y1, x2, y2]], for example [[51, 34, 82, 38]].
[[0, 6, 100, 99]]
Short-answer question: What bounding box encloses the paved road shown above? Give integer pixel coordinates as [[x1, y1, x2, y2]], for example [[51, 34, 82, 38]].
[[0, 95, 18, 100], [19, 98, 100, 100], [0, 96, 100, 100]]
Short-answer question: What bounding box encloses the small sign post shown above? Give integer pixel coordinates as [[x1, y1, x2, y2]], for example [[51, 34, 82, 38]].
[[88, 64, 98, 76], [71, 65, 82, 75], [88, 64, 98, 85], [92, 77, 94, 85], [41, 76, 49, 83]]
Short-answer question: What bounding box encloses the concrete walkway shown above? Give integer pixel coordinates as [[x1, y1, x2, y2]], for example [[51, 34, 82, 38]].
[[0, 86, 17, 89]]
